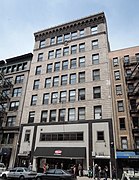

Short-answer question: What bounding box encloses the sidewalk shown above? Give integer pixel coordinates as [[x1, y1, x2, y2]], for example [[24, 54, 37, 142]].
[[77, 176, 112, 180]]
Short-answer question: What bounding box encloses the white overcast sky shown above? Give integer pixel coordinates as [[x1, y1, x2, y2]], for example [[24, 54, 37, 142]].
[[0, 0, 139, 60]]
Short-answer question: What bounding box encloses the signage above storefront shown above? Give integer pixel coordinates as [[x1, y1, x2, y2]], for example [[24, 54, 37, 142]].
[[116, 151, 139, 159], [54, 150, 62, 155]]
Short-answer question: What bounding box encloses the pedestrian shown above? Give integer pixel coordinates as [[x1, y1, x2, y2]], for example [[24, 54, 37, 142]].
[[88, 166, 93, 178], [78, 164, 82, 177], [104, 166, 108, 180], [112, 166, 116, 180], [28, 162, 33, 171], [73, 165, 76, 175], [46, 163, 49, 171], [43, 163, 46, 173], [94, 164, 101, 180]]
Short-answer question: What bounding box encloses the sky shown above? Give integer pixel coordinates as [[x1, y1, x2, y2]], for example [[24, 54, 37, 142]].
[[0, 0, 139, 60]]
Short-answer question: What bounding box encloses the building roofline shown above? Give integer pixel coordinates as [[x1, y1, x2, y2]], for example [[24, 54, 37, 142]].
[[110, 45, 139, 53], [34, 12, 105, 39], [5, 53, 33, 64]]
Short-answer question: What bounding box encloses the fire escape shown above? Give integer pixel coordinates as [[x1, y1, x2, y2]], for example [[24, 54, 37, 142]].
[[0, 72, 13, 139], [124, 57, 139, 151]]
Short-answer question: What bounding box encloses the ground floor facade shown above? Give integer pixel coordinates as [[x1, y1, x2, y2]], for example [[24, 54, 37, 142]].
[[16, 119, 115, 178]]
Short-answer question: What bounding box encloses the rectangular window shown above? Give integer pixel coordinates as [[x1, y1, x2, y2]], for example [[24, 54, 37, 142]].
[[51, 92, 58, 104], [93, 69, 100, 81], [7, 66, 12, 73], [2, 89, 10, 97], [97, 131, 104, 140], [17, 64, 22, 71], [93, 86, 101, 98], [70, 58, 76, 69], [28, 112, 35, 123], [92, 54, 99, 64], [62, 60, 68, 70], [64, 33, 70, 41], [113, 57, 119, 66], [57, 35, 63, 44], [79, 29, 84, 37], [53, 76, 59, 87], [38, 53, 43, 61], [91, 26, 98, 34], [31, 95, 37, 106], [50, 110, 56, 122], [59, 109, 66, 122], [79, 56, 85, 67], [50, 37, 55, 45], [69, 90, 76, 102], [94, 105, 102, 119], [61, 75, 68, 85], [71, 45, 77, 54], [54, 62, 60, 71], [23, 62, 27, 70], [79, 43, 85, 52], [92, 40, 98, 49], [41, 111, 48, 123], [45, 78, 51, 88], [121, 137, 128, 149], [116, 85, 122, 95], [71, 31, 77, 39], [9, 101, 19, 111], [60, 91, 67, 103], [35, 66, 41, 75], [55, 49, 61, 58], [70, 74, 76, 84], [63, 47, 69, 56], [119, 118, 126, 130], [47, 63, 53, 73], [33, 80, 40, 90], [15, 75, 24, 84], [78, 88, 85, 100], [24, 130, 31, 142], [68, 108, 76, 121], [128, 83, 134, 93], [126, 69, 132, 77], [12, 88, 22, 97], [43, 93, 49, 104], [124, 55, 130, 64], [39, 40, 45, 48], [114, 71, 120, 80], [7, 116, 16, 127], [117, 100, 124, 112], [79, 72, 85, 83], [78, 107, 85, 120], [48, 50, 54, 59], [1, 133, 14, 144], [12, 65, 17, 72], [135, 53, 139, 62]]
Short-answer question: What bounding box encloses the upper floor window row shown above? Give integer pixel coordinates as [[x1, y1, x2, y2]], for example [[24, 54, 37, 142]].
[[50, 29, 85, 46], [45, 57, 85, 74], [39, 26, 99, 48], [0, 62, 28, 74], [48, 43, 85, 59]]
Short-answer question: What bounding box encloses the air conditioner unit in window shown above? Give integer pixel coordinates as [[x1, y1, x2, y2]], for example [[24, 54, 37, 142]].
[[95, 113, 102, 119], [117, 92, 122, 95]]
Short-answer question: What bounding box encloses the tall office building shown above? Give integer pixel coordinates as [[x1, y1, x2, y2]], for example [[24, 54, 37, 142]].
[[17, 12, 115, 176], [0, 53, 32, 168]]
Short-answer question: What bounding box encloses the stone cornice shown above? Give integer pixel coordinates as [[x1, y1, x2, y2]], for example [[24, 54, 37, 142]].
[[34, 12, 105, 41]]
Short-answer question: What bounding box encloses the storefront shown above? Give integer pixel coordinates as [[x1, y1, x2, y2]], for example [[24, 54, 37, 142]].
[[116, 151, 139, 178], [0, 148, 11, 168], [33, 147, 86, 173]]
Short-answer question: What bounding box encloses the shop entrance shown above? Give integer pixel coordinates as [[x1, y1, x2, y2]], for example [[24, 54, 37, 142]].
[[93, 159, 110, 178], [36, 157, 83, 173]]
